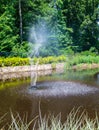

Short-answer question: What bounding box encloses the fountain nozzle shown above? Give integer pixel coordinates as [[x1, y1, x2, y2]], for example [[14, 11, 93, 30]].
[[30, 85, 37, 89]]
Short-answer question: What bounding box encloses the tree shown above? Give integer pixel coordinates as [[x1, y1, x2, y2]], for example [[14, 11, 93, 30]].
[[0, 4, 18, 56], [0, 0, 99, 57], [79, 15, 99, 51], [39, 0, 73, 56], [62, 0, 99, 52], [19, 0, 23, 44]]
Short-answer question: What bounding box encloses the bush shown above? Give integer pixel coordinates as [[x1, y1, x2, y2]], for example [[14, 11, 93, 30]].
[[11, 41, 29, 58], [69, 55, 99, 66], [0, 55, 66, 67], [80, 51, 97, 56], [1, 54, 99, 67]]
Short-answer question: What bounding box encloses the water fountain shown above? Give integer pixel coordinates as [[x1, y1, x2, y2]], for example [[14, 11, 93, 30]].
[[28, 0, 59, 88], [27, 22, 99, 95], [29, 22, 47, 88]]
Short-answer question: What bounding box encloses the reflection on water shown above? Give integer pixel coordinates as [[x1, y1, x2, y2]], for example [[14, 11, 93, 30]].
[[0, 69, 99, 128]]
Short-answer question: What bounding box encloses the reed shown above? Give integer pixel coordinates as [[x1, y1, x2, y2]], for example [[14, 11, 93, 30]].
[[0, 108, 99, 130]]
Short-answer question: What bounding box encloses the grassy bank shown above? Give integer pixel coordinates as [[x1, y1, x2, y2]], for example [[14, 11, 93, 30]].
[[1, 54, 99, 70], [0, 109, 99, 130], [64, 54, 99, 70]]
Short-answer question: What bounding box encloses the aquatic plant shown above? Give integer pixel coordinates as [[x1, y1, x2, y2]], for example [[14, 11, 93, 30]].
[[0, 108, 99, 130]]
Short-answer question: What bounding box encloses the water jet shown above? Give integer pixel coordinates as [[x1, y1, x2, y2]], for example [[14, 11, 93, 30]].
[[28, 22, 47, 88]]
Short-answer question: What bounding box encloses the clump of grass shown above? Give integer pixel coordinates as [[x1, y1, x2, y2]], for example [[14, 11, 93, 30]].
[[69, 55, 99, 66], [51, 63, 56, 70], [37, 109, 99, 130], [0, 108, 99, 130]]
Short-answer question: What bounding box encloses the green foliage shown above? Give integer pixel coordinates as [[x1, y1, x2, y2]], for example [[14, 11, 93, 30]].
[[80, 47, 98, 56], [79, 15, 98, 51], [0, 57, 29, 67], [63, 0, 99, 51], [0, 55, 66, 67], [69, 55, 99, 66], [0, 0, 99, 56], [80, 51, 96, 56], [11, 41, 29, 57], [38, 55, 66, 64], [61, 46, 74, 56], [0, 4, 19, 56], [1, 54, 99, 68]]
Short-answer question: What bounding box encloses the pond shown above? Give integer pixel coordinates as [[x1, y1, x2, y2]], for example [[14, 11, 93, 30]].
[[0, 68, 99, 128]]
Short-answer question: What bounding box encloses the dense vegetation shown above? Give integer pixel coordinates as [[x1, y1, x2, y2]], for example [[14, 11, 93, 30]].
[[1, 52, 99, 68], [0, 55, 66, 67], [0, 0, 99, 57]]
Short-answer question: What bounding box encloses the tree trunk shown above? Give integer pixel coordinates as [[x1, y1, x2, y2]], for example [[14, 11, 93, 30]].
[[19, 0, 23, 44]]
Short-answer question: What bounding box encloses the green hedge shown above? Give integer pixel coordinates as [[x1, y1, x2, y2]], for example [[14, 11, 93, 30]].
[[0, 55, 66, 67], [1, 55, 99, 67]]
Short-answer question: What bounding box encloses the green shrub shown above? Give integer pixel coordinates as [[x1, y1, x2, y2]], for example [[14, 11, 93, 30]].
[[56, 55, 66, 62], [80, 51, 97, 56], [1, 54, 99, 67], [0, 55, 66, 67], [69, 55, 99, 66]]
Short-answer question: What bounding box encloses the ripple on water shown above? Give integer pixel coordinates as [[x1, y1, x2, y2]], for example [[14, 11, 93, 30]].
[[27, 81, 99, 97]]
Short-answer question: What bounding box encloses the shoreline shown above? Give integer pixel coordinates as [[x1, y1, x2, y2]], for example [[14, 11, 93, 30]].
[[0, 63, 65, 74], [0, 63, 99, 80], [72, 63, 99, 70], [0, 63, 64, 80]]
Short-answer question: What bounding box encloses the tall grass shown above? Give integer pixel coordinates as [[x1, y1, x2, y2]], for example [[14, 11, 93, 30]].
[[69, 55, 99, 66], [0, 108, 99, 130]]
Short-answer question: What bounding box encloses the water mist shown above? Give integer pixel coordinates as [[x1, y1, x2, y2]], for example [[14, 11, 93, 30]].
[[28, 22, 47, 87]]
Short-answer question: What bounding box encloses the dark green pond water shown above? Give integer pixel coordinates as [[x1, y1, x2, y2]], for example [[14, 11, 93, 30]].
[[0, 69, 99, 128]]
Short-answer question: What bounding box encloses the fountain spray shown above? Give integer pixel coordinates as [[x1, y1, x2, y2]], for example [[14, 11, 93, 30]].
[[28, 22, 47, 87]]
